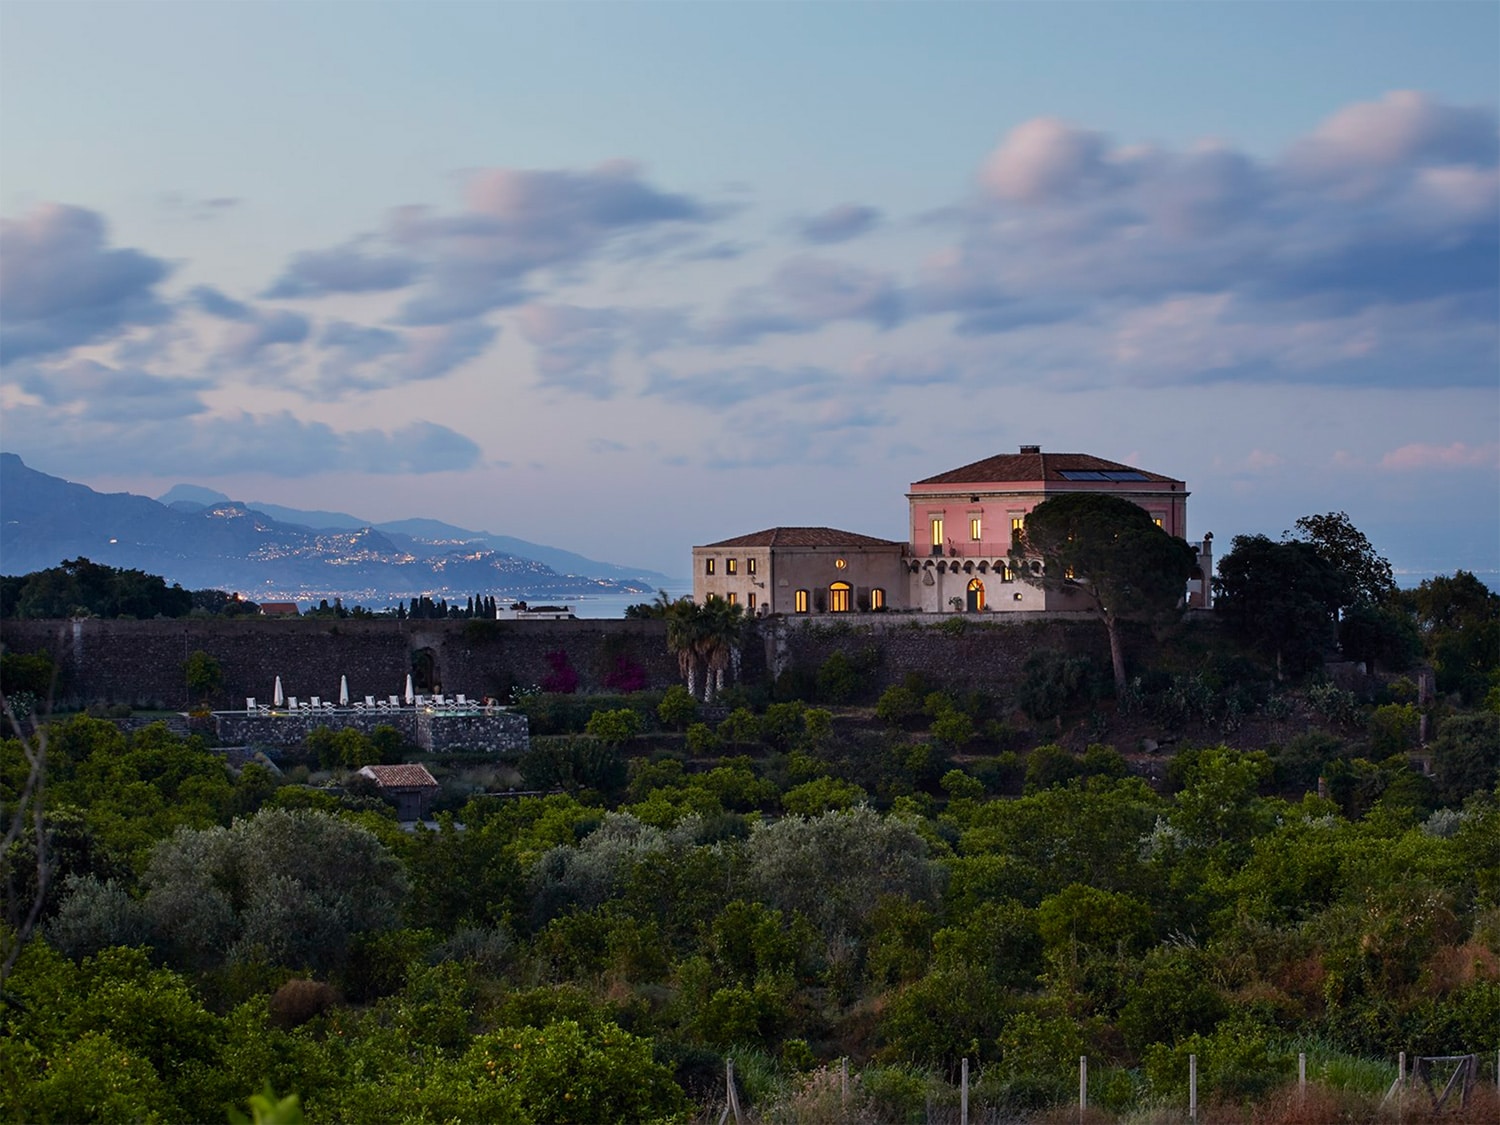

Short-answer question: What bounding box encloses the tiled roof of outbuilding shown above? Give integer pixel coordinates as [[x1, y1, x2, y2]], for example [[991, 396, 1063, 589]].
[[358, 764, 439, 790], [698, 527, 905, 549], [913, 451, 1179, 486]]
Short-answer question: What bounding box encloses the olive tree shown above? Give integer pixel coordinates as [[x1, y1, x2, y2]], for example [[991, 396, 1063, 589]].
[[135, 807, 406, 973]]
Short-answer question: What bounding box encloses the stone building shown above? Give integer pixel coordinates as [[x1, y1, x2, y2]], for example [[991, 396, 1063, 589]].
[[693, 527, 907, 617], [357, 763, 440, 821]]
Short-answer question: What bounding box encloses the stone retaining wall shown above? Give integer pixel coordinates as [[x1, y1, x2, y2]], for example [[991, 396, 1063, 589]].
[[0, 617, 676, 711], [214, 707, 530, 754]]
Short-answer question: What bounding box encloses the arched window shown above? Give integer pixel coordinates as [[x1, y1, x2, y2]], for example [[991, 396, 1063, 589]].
[[829, 581, 852, 613], [870, 587, 885, 610], [794, 589, 810, 614], [966, 578, 985, 612]]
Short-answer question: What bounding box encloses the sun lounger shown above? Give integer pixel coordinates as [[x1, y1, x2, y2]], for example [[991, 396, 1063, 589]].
[[387, 695, 401, 709], [246, 697, 256, 712], [287, 696, 299, 710], [310, 696, 321, 709], [455, 693, 468, 705]]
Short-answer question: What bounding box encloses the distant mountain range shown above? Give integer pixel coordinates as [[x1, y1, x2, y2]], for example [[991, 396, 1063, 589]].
[[0, 454, 678, 607]]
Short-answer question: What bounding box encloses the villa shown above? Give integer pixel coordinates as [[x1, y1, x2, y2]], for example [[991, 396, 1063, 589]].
[[693, 445, 1213, 615]]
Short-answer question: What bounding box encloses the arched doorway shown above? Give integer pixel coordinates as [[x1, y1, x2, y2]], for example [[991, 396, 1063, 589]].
[[828, 581, 852, 613], [966, 578, 986, 612], [411, 646, 438, 692]]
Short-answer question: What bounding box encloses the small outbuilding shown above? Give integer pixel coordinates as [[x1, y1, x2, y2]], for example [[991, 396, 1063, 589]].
[[357, 763, 440, 821]]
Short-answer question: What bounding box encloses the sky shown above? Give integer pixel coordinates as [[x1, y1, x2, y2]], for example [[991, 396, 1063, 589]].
[[1, 1, 1496, 581]]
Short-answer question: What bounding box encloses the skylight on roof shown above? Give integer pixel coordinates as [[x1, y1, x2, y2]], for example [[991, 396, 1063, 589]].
[[1059, 469, 1150, 482]]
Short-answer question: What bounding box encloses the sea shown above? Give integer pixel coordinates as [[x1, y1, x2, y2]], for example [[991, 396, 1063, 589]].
[[550, 586, 693, 620]]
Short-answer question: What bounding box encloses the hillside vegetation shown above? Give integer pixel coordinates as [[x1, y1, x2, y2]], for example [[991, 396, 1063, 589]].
[[2, 521, 1497, 1123]]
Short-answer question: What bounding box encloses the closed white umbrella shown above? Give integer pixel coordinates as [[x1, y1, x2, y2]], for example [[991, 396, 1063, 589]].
[[339, 675, 350, 707], [405, 673, 414, 705], [273, 676, 284, 707]]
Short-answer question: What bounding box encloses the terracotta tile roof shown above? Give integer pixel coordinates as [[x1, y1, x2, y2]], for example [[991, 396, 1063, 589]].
[[698, 527, 906, 549], [259, 601, 300, 616], [913, 450, 1180, 486], [358, 764, 439, 790]]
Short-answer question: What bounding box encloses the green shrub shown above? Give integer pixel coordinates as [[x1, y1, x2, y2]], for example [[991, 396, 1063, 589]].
[[657, 685, 698, 730], [584, 707, 642, 747]]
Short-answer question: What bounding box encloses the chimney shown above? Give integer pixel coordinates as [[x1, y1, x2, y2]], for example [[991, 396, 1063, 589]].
[[1019, 444, 1041, 454]]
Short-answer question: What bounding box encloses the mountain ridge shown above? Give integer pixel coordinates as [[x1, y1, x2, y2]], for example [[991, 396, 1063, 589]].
[[1, 454, 678, 606]]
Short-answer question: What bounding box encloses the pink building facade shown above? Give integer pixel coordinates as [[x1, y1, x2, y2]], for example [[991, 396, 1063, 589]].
[[904, 445, 1208, 613]]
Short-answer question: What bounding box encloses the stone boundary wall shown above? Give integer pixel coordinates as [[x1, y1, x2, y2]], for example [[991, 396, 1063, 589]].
[[0, 617, 677, 711], [2, 610, 1215, 709], [214, 707, 530, 754], [766, 610, 1218, 693]]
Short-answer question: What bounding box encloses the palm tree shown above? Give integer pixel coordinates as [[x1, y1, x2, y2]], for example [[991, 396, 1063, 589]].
[[664, 599, 706, 699], [663, 596, 745, 702], [696, 596, 746, 703]]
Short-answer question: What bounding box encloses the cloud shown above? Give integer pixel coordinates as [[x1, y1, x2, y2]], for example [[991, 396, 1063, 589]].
[[190, 285, 253, 320], [913, 92, 1498, 388], [644, 364, 839, 409], [701, 400, 894, 469], [1, 407, 482, 476], [312, 318, 496, 398], [1379, 441, 1500, 471], [342, 419, 483, 473], [264, 243, 422, 298], [849, 351, 962, 388], [159, 194, 241, 221], [1244, 449, 1285, 472], [380, 160, 717, 324], [980, 117, 1119, 204], [0, 204, 172, 365], [9, 357, 210, 421], [1285, 90, 1499, 195], [797, 203, 882, 244], [515, 303, 687, 398], [705, 256, 903, 345], [218, 308, 312, 366]]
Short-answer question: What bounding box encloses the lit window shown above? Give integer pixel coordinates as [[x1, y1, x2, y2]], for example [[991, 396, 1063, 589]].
[[747, 558, 757, 575], [970, 517, 982, 541], [705, 558, 715, 575], [835, 558, 847, 569], [967, 577, 986, 611], [795, 589, 810, 613], [748, 592, 757, 611], [727, 558, 738, 575], [870, 587, 885, 609], [1065, 566, 1076, 579], [1153, 517, 1163, 528], [1011, 516, 1024, 533], [1000, 564, 1014, 583], [726, 591, 738, 605], [931, 517, 944, 546], [829, 582, 852, 613]]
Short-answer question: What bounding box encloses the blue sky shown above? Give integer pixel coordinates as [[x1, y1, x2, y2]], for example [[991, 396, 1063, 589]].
[[2, 1, 1496, 580]]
